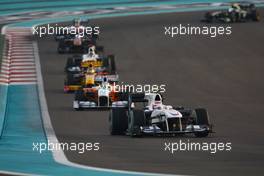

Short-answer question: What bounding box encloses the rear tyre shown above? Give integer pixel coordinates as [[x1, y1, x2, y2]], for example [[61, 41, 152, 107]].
[[99, 96, 108, 106], [108, 55, 116, 74], [205, 12, 213, 23], [129, 110, 146, 137], [74, 90, 85, 111], [109, 108, 128, 135], [65, 57, 75, 72], [230, 12, 237, 22], [252, 11, 260, 21], [194, 108, 210, 137], [131, 93, 145, 101], [58, 41, 66, 54], [58, 47, 65, 54]]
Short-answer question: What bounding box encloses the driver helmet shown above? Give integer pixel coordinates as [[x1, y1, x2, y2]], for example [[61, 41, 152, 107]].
[[153, 94, 162, 109], [101, 77, 109, 88], [88, 46, 96, 55], [103, 76, 108, 83], [87, 64, 95, 74]]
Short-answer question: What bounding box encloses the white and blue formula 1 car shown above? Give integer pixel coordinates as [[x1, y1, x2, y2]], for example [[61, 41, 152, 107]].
[[109, 93, 213, 137]]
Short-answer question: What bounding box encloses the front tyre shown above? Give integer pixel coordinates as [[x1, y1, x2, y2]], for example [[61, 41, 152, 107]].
[[129, 110, 146, 137], [109, 108, 128, 135], [230, 11, 237, 22], [74, 90, 85, 111], [99, 96, 108, 107], [194, 108, 210, 138], [252, 11, 261, 21], [205, 12, 213, 23]]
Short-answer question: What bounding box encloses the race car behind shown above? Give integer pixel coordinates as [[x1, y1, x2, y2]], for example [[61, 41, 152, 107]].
[[54, 18, 98, 41], [73, 77, 126, 109], [204, 3, 260, 23], [64, 49, 118, 93], [57, 33, 98, 54]]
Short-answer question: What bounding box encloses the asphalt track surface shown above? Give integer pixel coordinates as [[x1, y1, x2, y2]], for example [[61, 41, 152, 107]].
[[38, 10, 264, 176]]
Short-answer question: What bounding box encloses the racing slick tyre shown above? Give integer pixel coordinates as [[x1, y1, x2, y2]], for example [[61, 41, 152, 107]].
[[117, 92, 145, 102], [65, 56, 82, 72], [63, 79, 72, 93], [58, 47, 65, 54], [109, 108, 128, 135], [66, 57, 74, 66], [230, 11, 238, 22], [108, 55, 116, 74], [130, 93, 145, 102], [251, 11, 261, 21], [74, 90, 85, 111], [65, 58, 75, 72], [205, 12, 213, 23], [117, 92, 129, 101], [99, 96, 108, 107], [194, 108, 210, 137], [58, 41, 67, 54], [96, 46, 104, 53], [66, 73, 82, 87], [129, 109, 146, 137]]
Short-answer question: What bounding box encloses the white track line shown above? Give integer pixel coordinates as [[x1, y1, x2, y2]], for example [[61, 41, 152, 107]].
[[10, 63, 35, 66], [10, 74, 36, 77], [0, 170, 38, 176], [11, 59, 35, 62]]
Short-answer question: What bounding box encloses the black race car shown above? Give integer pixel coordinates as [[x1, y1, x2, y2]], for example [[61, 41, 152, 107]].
[[204, 3, 260, 23], [57, 33, 97, 54]]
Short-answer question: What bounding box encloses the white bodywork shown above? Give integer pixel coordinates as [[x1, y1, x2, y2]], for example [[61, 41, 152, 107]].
[[144, 93, 183, 132], [82, 46, 99, 62], [140, 93, 207, 134], [145, 93, 182, 117]]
